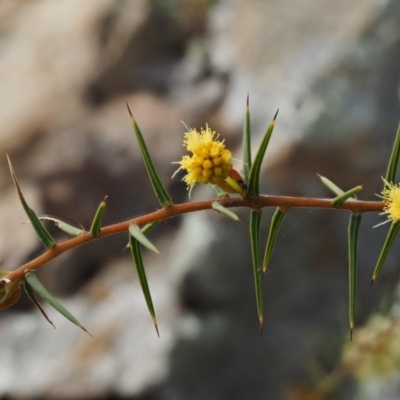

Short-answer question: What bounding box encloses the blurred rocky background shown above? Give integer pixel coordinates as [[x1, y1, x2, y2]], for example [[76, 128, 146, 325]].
[[0, 0, 399, 399]]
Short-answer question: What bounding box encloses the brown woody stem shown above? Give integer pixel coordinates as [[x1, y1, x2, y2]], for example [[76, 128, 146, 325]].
[[5, 195, 384, 285]]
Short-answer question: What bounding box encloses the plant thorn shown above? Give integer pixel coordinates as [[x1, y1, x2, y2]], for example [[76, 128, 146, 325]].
[[369, 278, 375, 287], [126, 102, 133, 118]]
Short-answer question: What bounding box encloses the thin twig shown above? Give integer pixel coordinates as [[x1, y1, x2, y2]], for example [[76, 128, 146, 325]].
[[4, 195, 384, 285]]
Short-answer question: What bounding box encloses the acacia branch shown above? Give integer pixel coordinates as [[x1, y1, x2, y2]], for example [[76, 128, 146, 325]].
[[5, 195, 384, 285]]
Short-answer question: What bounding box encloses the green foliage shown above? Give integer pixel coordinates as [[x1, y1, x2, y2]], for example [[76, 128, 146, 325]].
[[6, 150, 56, 249], [24, 272, 92, 336], [370, 221, 400, 285], [2, 98, 400, 340], [262, 208, 286, 275], [333, 185, 364, 208], [38, 217, 84, 237], [348, 213, 362, 340], [242, 95, 251, 182], [385, 121, 400, 185], [247, 109, 278, 197], [127, 103, 173, 207], [90, 196, 108, 236], [129, 224, 160, 337], [249, 209, 263, 333], [212, 201, 240, 221]]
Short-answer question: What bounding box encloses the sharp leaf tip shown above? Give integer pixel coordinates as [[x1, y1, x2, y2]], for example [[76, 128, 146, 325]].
[[126, 102, 133, 117], [82, 327, 94, 338], [369, 278, 375, 287]]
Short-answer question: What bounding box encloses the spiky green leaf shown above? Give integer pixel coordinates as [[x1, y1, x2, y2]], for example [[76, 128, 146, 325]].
[[242, 95, 251, 182], [212, 201, 240, 221], [248, 110, 279, 197], [370, 221, 400, 285], [24, 272, 92, 336], [129, 233, 159, 336], [23, 281, 55, 329], [6, 150, 56, 249], [385, 121, 400, 185], [129, 224, 159, 254], [333, 185, 365, 208], [250, 209, 263, 334], [317, 174, 345, 196], [348, 213, 362, 340], [212, 184, 229, 198], [90, 196, 108, 236], [262, 208, 286, 275], [38, 217, 84, 237], [126, 103, 173, 207], [141, 221, 160, 235]]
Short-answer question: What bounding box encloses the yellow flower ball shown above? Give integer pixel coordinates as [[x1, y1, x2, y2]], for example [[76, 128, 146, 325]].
[[178, 126, 233, 191], [382, 181, 400, 222]]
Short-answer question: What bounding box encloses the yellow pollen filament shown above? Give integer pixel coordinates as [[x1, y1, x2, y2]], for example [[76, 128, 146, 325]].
[[382, 181, 400, 222]]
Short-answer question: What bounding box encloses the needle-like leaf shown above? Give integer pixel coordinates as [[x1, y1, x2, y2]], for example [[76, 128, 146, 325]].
[[250, 209, 263, 334], [385, 121, 400, 185], [212, 201, 240, 221], [317, 174, 345, 196], [129, 232, 159, 337], [141, 222, 160, 235], [370, 221, 400, 286], [248, 110, 279, 197], [129, 224, 159, 254], [5, 150, 56, 249], [90, 196, 108, 237], [211, 184, 229, 199], [24, 281, 55, 329], [348, 213, 362, 340], [24, 272, 92, 337], [262, 208, 286, 275], [37, 217, 84, 237], [242, 94, 251, 182], [332, 185, 365, 208], [126, 103, 173, 207]]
